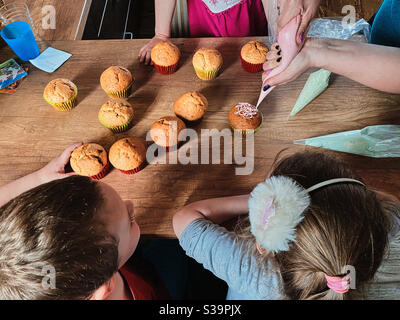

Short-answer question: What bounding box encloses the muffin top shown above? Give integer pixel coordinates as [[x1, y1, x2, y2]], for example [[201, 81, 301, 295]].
[[98, 100, 134, 127], [241, 41, 269, 64], [43, 79, 77, 104], [70, 143, 108, 177], [174, 91, 208, 121], [151, 41, 181, 66], [109, 137, 146, 171], [228, 103, 263, 130], [100, 66, 133, 92], [192, 48, 223, 72], [150, 116, 186, 147]]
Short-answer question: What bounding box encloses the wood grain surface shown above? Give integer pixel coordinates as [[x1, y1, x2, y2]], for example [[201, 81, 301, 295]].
[[0, 37, 399, 239]]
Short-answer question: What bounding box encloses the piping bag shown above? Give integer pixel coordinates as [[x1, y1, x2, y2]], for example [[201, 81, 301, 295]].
[[294, 125, 400, 158], [256, 15, 302, 108]]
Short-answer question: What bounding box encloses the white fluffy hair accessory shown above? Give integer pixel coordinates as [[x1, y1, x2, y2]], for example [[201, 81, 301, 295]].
[[249, 176, 309, 253], [249, 176, 365, 253]]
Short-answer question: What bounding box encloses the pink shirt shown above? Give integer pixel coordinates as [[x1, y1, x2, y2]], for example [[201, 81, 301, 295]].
[[187, 0, 267, 37]]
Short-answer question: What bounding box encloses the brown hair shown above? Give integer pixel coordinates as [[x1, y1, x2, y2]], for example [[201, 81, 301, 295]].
[[236, 150, 399, 300], [0, 176, 119, 300]]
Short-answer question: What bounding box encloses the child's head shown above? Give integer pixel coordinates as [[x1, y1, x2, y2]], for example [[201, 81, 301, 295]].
[[239, 150, 399, 300], [0, 176, 140, 300]]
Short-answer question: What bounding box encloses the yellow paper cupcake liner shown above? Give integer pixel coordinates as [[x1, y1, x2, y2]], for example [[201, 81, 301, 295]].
[[44, 87, 78, 112], [194, 67, 221, 81], [98, 115, 132, 134], [103, 83, 132, 99], [230, 113, 264, 136]]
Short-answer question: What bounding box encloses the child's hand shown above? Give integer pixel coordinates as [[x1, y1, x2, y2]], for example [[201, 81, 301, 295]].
[[37, 142, 83, 184], [138, 34, 170, 65], [278, 0, 320, 44]]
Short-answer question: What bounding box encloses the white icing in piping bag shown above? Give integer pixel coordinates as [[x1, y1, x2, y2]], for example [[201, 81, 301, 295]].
[[256, 15, 302, 108]]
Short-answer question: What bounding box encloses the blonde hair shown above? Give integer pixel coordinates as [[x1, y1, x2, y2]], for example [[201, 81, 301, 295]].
[[236, 150, 398, 300]]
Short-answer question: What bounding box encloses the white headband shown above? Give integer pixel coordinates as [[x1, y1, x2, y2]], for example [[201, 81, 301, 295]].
[[249, 176, 365, 253]]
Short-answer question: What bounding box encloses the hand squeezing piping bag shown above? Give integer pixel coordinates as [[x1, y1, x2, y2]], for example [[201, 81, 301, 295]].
[[256, 15, 302, 108]]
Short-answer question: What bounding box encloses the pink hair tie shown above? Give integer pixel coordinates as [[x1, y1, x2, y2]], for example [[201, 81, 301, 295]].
[[324, 274, 351, 294]]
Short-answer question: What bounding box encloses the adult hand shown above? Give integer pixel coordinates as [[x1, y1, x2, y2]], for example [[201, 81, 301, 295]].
[[37, 142, 83, 184], [277, 0, 320, 44], [138, 34, 170, 65], [262, 38, 315, 86]]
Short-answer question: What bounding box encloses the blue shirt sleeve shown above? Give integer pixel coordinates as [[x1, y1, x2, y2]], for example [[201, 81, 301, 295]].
[[179, 219, 282, 300]]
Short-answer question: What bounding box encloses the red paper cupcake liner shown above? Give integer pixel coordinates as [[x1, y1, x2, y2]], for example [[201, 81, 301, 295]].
[[152, 61, 179, 75], [90, 161, 111, 180], [240, 56, 264, 73], [119, 161, 147, 175]]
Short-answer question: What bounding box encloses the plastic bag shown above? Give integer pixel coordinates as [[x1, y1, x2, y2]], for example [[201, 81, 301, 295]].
[[307, 17, 371, 42], [266, 0, 279, 43], [294, 125, 400, 158]]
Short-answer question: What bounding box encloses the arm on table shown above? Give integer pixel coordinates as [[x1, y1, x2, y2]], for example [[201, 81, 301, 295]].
[[0, 143, 82, 208], [173, 194, 250, 238], [138, 0, 176, 65], [265, 37, 400, 94]]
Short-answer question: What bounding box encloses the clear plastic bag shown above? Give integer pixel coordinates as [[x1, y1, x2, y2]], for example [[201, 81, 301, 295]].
[[266, 0, 279, 43], [307, 17, 371, 42]]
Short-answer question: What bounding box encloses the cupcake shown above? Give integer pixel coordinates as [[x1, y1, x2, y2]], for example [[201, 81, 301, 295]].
[[43, 79, 78, 111], [174, 91, 208, 123], [70, 143, 110, 180], [228, 103, 263, 135], [192, 48, 223, 80], [98, 100, 134, 133], [240, 41, 269, 73], [100, 66, 133, 99], [150, 116, 186, 149], [151, 41, 181, 75], [109, 137, 147, 175]]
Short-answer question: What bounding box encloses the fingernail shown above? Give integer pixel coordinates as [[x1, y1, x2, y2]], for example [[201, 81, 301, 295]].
[[265, 69, 272, 76], [299, 33, 303, 43], [277, 57, 282, 63], [277, 50, 281, 56], [263, 85, 270, 92]]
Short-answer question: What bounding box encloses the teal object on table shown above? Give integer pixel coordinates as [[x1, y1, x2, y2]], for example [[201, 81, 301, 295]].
[[290, 69, 331, 117], [294, 125, 400, 158]]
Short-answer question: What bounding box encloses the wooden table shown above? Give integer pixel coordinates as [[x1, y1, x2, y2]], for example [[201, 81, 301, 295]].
[[3, 0, 92, 40], [0, 38, 399, 238]]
